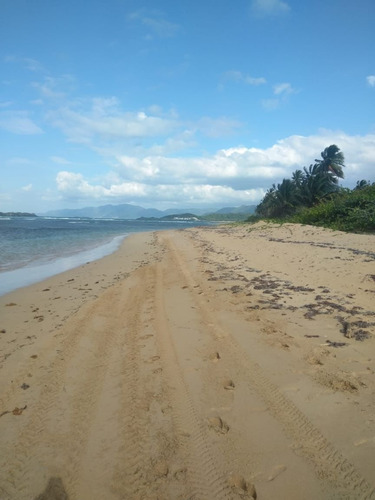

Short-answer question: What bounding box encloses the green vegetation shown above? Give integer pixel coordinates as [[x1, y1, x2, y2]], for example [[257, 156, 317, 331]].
[[291, 183, 375, 232], [250, 145, 375, 232], [201, 212, 251, 222], [137, 213, 199, 221], [138, 209, 255, 222], [138, 212, 249, 222]]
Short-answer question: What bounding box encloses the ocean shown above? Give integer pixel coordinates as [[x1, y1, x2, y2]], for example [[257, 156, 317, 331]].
[[0, 216, 211, 296]]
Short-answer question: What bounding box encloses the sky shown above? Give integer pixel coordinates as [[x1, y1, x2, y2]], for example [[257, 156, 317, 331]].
[[1, 0, 375, 213]]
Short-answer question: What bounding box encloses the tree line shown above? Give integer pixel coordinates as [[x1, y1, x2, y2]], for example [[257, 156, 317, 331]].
[[253, 145, 374, 231]]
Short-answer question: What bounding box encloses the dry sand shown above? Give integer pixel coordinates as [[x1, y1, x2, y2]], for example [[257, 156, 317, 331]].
[[0, 222, 374, 500]]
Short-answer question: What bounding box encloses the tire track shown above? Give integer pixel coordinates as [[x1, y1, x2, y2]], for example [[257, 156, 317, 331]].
[[162, 232, 375, 500], [0, 294, 103, 499], [111, 265, 161, 499], [154, 260, 233, 500], [0, 284, 131, 499], [60, 283, 130, 499]]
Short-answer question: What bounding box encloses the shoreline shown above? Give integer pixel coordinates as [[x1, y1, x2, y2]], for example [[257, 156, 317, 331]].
[[1, 223, 374, 499], [0, 233, 129, 297], [0, 218, 215, 297]]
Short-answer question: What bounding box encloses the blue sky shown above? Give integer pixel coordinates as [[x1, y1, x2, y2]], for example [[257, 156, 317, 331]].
[[1, 0, 374, 212]]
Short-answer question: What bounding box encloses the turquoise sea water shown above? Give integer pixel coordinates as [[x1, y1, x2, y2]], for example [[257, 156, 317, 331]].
[[0, 216, 210, 296]]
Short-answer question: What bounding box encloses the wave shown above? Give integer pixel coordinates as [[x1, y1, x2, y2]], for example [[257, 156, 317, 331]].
[[0, 234, 128, 296]]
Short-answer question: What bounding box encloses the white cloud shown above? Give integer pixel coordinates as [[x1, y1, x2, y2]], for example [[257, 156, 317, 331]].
[[54, 131, 375, 207], [21, 184, 33, 191], [48, 103, 179, 145], [262, 82, 296, 110], [114, 149, 287, 187], [4, 55, 46, 73], [142, 17, 179, 38], [23, 58, 45, 73], [366, 75, 375, 87], [0, 110, 43, 135], [195, 117, 242, 138], [251, 0, 290, 16], [261, 98, 280, 111], [224, 70, 267, 86], [32, 75, 74, 100], [245, 75, 267, 86], [273, 82, 295, 95], [56, 172, 106, 198], [56, 170, 264, 206], [46, 98, 243, 157], [50, 156, 71, 165], [56, 171, 147, 198], [128, 10, 180, 38], [144, 130, 197, 156]]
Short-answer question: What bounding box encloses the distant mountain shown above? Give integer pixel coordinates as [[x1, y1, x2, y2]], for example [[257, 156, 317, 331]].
[[41, 204, 160, 219], [41, 204, 208, 219], [40, 203, 257, 220]]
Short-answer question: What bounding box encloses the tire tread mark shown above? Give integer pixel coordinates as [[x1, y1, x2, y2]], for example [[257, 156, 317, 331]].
[[162, 232, 375, 500], [111, 266, 156, 499], [154, 261, 232, 500], [0, 289, 129, 500]]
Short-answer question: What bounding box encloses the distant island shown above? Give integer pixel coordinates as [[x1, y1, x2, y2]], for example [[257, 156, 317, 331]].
[[1, 204, 257, 221], [137, 212, 251, 222], [40, 203, 256, 220], [137, 213, 200, 222], [0, 212, 37, 217]]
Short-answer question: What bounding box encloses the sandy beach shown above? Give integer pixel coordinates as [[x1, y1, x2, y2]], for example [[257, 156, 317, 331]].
[[1, 222, 374, 500]]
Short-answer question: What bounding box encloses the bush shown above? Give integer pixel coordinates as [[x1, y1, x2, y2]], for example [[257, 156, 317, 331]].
[[291, 184, 375, 232]]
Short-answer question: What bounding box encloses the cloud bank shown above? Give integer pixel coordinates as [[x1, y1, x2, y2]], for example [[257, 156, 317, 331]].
[[55, 131, 375, 208], [3, 58, 374, 212]]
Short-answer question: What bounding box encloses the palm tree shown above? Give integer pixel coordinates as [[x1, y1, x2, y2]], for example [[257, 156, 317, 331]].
[[299, 164, 337, 206], [274, 178, 299, 216], [256, 179, 298, 217], [354, 179, 370, 190], [315, 145, 345, 179], [292, 169, 304, 188], [256, 184, 277, 218], [256, 145, 347, 219]]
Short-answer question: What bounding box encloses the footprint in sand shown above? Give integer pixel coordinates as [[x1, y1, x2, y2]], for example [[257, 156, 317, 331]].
[[153, 460, 169, 478], [223, 379, 235, 390], [267, 464, 287, 481], [209, 352, 221, 362], [173, 467, 187, 481], [228, 473, 257, 499], [208, 416, 230, 434], [34, 477, 68, 500]]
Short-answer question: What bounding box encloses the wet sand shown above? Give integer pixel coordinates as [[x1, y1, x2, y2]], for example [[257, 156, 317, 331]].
[[1, 222, 374, 499]]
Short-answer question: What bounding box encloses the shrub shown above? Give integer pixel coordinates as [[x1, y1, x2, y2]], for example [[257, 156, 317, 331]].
[[291, 184, 375, 232]]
